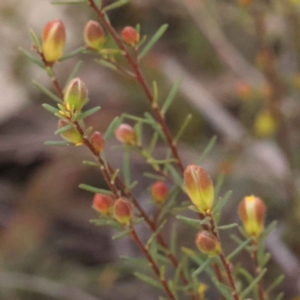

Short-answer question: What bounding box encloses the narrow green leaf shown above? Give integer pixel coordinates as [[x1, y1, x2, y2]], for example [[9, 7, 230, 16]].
[[149, 131, 159, 154], [166, 164, 183, 188], [19, 47, 44, 69], [110, 169, 120, 184], [104, 116, 121, 139], [135, 122, 143, 145], [134, 272, 162, 289], [152, 81, 158, 103], [76, 106, 101, 121], [227, 237, 252, 261], [143, 172, 165, 181], [161, 79, 182, 114], [83, 126, 93, 137], [144, 112, 165, 139], [260, 221, 277, 241], [266, 274, 284, 294], [215, 173, 225, 199], [29, 29, 42, 52], [55, 123, 75, 135], [211, 277, 234, 300], [260, 252, 271, 268], [59, 47, 85, 61], [240, 269, 267, 298], [95, 59, 117, 70], [33, 80, 63, 103], [123, 113, 151, 124], [238, 268, 254, 284], [103, 0, 129, 12], [66, 61, 83, 85], [197, 135, 217, 163], [127, 180, 138, 191], [146, 220, 167, 249], [45, 141, 70, 146], [192, 257, 213, 277], [82, 160, 99, 167], [176, 216, 209, 229], [170, 222, 177, 255], [158, 187, 179, 223], [212, 191, 232, 214], [112, 229, 132, 240], [51, 0, 87, 4], [79, 184, 112, 195], [42, 103, 59, 114], [218, 223, 238, 230], [138, 24, 169, 59], [273, 292, 284, 300], [123, 147, 130, 187], [174, 114, 192, 143]]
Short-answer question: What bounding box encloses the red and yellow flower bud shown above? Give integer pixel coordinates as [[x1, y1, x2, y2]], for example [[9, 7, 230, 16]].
[[91, 131, 105, 153], [121, 26, 140, 46], [58, 120, 83, 145], [114, 198, 132, 225], [238, 195, 266, 238], [84, 20, 106, 50], [184, 165, 214, 213], [42, 20, 66, 63], [115, 124, 137, 145], [151, 181, 168, 204], [195, 231, 221, 256], [92, 194, 113, 216], [64, 78, 88, 113]]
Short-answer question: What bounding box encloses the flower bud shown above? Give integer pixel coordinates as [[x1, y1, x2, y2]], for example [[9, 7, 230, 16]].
[[184, 165, 214, 213], [115, 124, 136, 145], [42, 20, 66, 63], [151, 181, 168, 204], [114, 198, 132, 225], [58, 120, 83, 145], [91, 131, 105, 153], [195, 231, 221, 256], [253, 109, 278, 138], [238, 195, 266, 238], [93, 194, 113, 216], [121, 26, 140, 46], [84, 20, 105, 50], [64, 78, 88, 113]]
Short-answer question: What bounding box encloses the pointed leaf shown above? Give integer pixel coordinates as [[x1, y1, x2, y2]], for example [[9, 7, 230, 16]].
[[76, 106, 101, 121], [161, 79, 182, 114], [79, 183, 112, 195], [138, 24, 169, 59], [33, 80, 63, 103], [19, 47, 44, 69]]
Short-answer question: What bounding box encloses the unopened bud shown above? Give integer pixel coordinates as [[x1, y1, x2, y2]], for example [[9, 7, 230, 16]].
[[114, 198, 132, 225], [58, 120, 83, 145], [184, 165, 214, 213], [42, 20, 66, 63], [238, 195, 266, 238], [115, 124, 136, 145], [64, 78, 88, 113], [84, 20, 105, 50], [151, 181, 168, 204], [195, 231, 221, 256], [93, 194, 113, 216], [253, 109, 278, 138], [121, 26, 140, 46], [91, 131, 105, 153]]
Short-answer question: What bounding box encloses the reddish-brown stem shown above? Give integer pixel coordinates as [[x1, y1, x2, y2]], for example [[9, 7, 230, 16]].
[[219, 252, 240, 300], [251, 240, 265, 300], [204, 212, 240, 300], [88, 0, 184, 174], [130, 226, 176, 300], [212, 262, 226, 300]]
